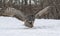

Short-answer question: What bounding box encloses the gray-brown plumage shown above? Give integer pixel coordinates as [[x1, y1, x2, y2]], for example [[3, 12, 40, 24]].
[[0, 5, 50, 28]]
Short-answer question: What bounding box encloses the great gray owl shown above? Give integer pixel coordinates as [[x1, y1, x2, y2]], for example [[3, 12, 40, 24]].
[[0, 6, 50, 28]]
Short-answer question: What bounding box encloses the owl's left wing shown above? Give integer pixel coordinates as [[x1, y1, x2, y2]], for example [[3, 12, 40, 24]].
[[35, 6, 51, 18]]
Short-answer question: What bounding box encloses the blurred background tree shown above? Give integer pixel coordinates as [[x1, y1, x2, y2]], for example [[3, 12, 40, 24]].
[[0, 0, 60, 19]]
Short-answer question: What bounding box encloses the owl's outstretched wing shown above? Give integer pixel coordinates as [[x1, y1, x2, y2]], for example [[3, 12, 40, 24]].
[[0, 7, 25, 21], [35, 6, 51, 19]]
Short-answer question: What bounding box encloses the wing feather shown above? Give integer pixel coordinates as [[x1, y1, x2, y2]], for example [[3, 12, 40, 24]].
[[35, 6, 50, 18]]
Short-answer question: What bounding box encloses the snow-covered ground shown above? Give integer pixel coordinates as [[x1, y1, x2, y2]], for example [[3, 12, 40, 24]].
[[0, 16, 60, 36]]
